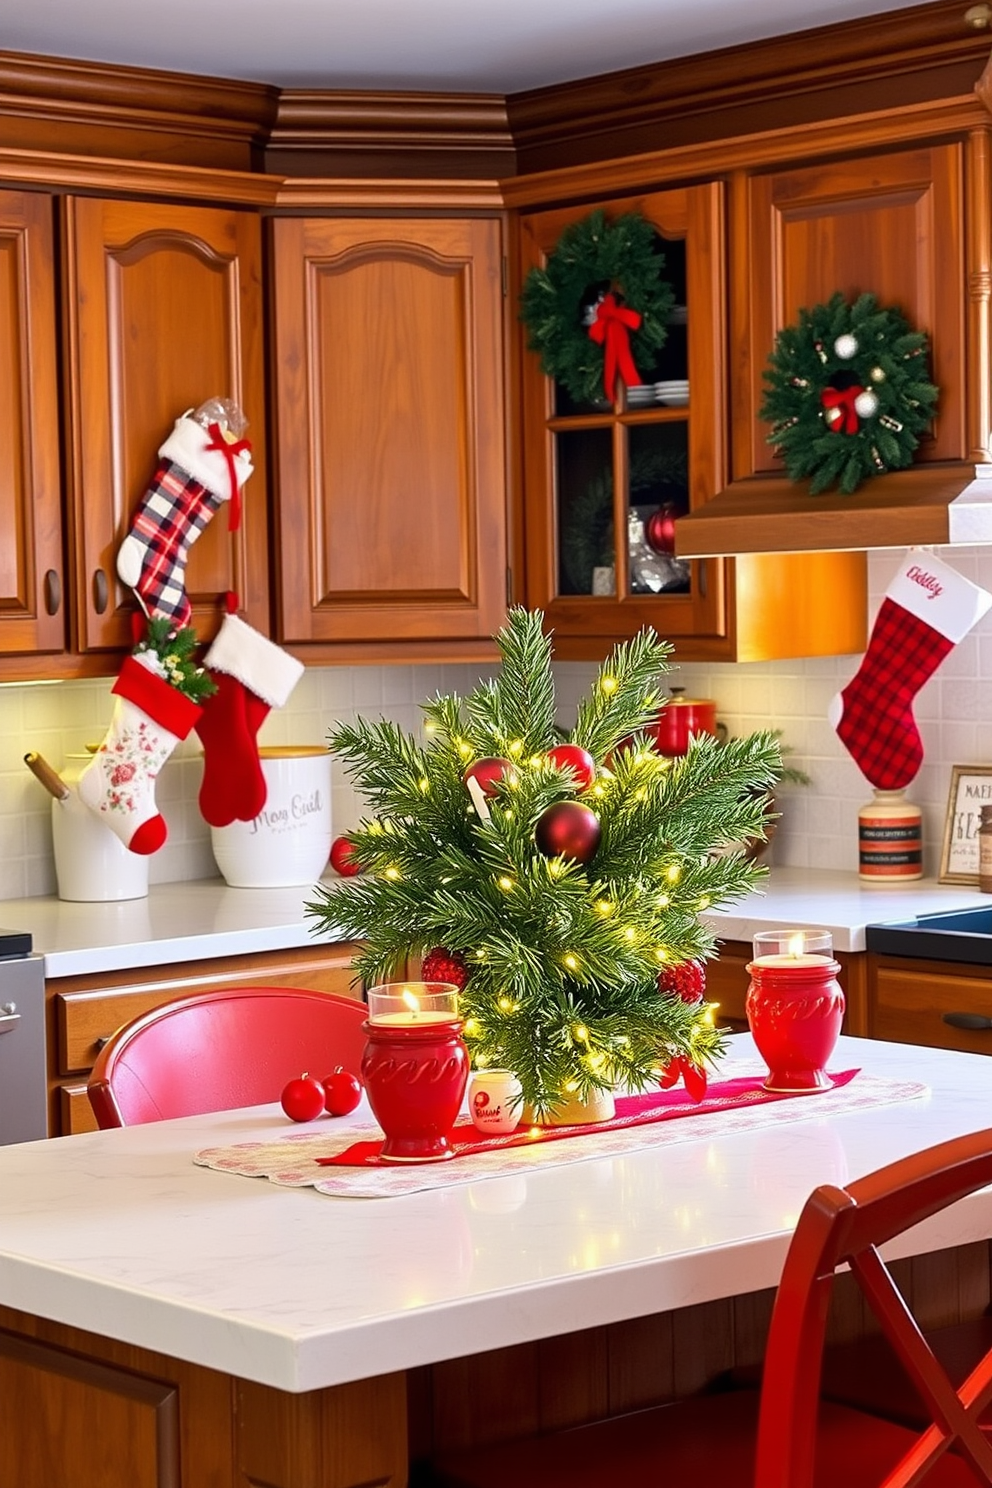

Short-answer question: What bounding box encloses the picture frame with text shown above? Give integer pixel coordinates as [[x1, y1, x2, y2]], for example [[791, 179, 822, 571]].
[[939, 764, 992, 884]]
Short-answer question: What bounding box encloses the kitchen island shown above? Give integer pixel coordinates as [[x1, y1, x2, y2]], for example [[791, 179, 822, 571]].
[[3, 1034, 992, 1487]]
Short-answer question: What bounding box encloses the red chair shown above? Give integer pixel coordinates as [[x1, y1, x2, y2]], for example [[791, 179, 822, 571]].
[[430, 1128, 992, 1488], [87, 986, 368, 1128]]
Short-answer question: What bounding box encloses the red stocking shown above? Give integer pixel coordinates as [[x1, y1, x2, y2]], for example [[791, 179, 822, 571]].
[[196, 610, 304, 827], [828, 551, 991, 789]]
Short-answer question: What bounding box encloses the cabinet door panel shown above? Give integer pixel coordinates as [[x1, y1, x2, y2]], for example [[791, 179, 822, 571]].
[[272, 216, 507, 645], [744, 144, 965, 476], [0, 190, 63, 653], [65, 197, 269, 651]]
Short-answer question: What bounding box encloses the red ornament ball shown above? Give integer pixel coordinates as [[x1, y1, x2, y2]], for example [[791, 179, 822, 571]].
[[280, 1072, 326, 1123], [644, 504, 677, 555], [463, 756, 514, 799], [658, 960, 707, 1004], [420, 946, 469, 991], [321, 1067, 363, 1117], [329, 835, 363, 877], [547, 743, 597, 792], [534, 801, 601, 864]]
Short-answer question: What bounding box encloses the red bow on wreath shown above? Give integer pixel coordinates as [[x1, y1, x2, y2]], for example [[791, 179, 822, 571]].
[[588, 293, 642, 400], [820, 385, 865, 435]]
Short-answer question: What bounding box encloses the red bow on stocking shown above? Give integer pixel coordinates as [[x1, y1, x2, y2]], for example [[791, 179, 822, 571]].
[[820, 385, 865, 435], [588, 293, 642, 400], [205, 422, 252, 532]]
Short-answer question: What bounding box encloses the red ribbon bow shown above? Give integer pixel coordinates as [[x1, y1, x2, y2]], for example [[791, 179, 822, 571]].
[[658, 1054, 707, 1103], [820, 385, 864, 436], [588, 293, 642, 400], [204, 422, 252, 533]]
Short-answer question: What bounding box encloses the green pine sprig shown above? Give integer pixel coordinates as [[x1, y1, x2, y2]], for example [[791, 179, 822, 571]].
[[134, 616, 216, 704], [308, 608, 784, 1116]]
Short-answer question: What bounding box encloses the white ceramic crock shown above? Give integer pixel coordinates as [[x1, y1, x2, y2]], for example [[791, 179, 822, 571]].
[[52, 754, 150, 902], [210, 746, 332, 888]]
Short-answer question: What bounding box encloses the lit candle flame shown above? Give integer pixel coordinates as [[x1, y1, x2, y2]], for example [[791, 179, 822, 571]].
[[401, 988, 421, 1017], [787, 932, 805, 957]]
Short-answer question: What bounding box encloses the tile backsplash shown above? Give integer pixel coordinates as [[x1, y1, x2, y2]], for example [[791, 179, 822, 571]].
[[2, 546, 989, 900]]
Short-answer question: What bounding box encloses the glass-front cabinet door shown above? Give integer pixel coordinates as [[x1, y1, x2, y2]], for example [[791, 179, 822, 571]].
[[518, 183, 728, 657]]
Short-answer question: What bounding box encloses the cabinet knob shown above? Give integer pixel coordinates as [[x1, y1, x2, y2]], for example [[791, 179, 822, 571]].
[[43, 569, 61, 615], [93, 568, 109, 614], [942, 1011, 992, 1031]]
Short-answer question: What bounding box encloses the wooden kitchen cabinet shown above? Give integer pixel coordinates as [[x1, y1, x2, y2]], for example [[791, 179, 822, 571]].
[[63, 195, 271, 654], [517, 184, 867, 663], [47, 941, 364, 1135], [270, 214, 508, 656], [869, 953, 992, 1055], [0, 189, 64, 658]]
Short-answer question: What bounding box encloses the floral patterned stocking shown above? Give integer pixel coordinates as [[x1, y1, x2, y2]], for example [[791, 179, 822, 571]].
[[78, 654, 202, 855]]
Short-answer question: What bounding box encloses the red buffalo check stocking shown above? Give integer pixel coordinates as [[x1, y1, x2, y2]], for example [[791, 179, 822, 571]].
[[828, 551, 992, 790], [78, 655, 203, 855], [117, 412, 253, 627], [195, 607, 305, 827]]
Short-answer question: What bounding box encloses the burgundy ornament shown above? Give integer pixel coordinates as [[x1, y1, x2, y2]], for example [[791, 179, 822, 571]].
[[547, 743, 597, 793], [463, 756, 514, 799], [534, 801, 601, 864]]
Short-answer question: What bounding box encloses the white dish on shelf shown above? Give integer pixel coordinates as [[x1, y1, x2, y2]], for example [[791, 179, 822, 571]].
[[654, 379, 689, 391], [656, 388, 690, 406], [626, 384, 657, 404], [667, 305, 688, 325]]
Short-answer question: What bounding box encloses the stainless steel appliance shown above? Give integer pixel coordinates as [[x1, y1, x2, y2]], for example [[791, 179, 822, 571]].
[[0, 930, 47, 1143]]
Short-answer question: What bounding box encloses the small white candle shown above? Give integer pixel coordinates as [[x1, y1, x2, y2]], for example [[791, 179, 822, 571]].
[[366, 981, 460, 1025], [751, 929, 833, 968]]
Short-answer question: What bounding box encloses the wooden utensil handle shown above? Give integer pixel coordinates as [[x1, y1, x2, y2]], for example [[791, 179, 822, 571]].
[[24, 751, 70, 801]]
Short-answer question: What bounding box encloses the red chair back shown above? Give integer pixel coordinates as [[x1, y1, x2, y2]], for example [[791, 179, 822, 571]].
[[86, 986, 368, 1128], [757, 1127, 992, 1486]]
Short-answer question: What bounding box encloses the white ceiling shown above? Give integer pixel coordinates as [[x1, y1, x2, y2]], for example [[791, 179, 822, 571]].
[[3, 0, 945, 93]]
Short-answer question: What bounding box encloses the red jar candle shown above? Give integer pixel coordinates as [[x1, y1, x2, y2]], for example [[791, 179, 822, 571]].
[[745, 930, 844, 1094], [361, 983, 469, 1162]]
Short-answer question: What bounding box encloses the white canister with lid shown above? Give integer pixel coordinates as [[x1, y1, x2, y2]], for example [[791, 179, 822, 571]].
[[210, 746, 332, 888], [52, 754, 150, 902]]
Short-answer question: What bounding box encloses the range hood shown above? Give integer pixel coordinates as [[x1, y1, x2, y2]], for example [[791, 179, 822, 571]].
[[674, 463, 992, 558]]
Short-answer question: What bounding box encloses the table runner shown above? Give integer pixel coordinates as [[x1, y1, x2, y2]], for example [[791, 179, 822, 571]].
[[194, 1067, 928, 1198]]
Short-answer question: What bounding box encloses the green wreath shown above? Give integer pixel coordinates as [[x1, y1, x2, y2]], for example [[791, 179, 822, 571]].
[[759, 291, 938, 495], [521, 209, 675, 405]]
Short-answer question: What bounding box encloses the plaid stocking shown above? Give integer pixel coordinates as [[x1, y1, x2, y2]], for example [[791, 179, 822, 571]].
[[78, 655, 203, 855], [117, 413, 253, 626], [828, 552, 991, 790], [195, 609, 304, 827]]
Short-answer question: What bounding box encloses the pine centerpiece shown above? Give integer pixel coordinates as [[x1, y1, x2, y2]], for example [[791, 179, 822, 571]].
[[307, 609, 783, 1119]]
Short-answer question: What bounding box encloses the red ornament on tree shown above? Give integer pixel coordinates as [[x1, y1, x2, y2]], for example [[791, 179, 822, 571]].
[[462, 757, 514, 799], [657, 960, 706, 1004], [420, 946, 469, 991], [534, 801, 601, 864], [547, 743, 597, 792], [330, 835, 363, 877]]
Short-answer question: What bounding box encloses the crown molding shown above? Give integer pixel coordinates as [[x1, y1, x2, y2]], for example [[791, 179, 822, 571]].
[[0, 146, 284, 205], [273, 177, 505, 210], [0, 49, 277, 170], [506, 0, 992, 173], [266, 90, 515, 178]]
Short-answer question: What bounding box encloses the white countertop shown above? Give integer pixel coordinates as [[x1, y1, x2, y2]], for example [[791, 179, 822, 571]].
[[3, 868, 988, 977], [2, 1034, 992, 1394]]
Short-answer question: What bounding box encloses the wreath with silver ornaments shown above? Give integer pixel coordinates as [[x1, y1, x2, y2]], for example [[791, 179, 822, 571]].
[[759, 291, 939, 495]]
